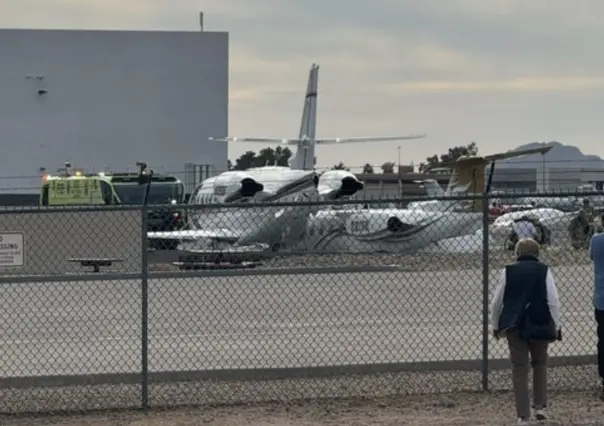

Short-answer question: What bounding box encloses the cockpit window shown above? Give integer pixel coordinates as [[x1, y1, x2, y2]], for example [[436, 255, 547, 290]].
[[197, 193, 217, 204], [190, 185, 202, 204], [100, 181, 117, 205], [112, 182, 183, 205]]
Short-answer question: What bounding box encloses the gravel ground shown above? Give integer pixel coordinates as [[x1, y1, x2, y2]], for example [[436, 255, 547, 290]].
[[2, 390, 604, 425], [261, 248, 591, 271], [0, 365, 599, 414], [149, 247, 592, 273]]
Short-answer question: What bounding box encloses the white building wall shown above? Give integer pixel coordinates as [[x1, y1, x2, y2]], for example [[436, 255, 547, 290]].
[[0, 28, 228, 193]]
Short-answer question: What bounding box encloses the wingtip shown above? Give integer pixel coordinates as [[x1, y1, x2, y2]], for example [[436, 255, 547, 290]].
[[397, 134, 426, 140], [400, 134, 427, 140], [209, 136, 234, 143]]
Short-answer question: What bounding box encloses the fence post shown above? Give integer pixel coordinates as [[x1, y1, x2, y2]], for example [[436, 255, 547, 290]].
[[141, 205, 149, 410], [481, 193, 490, 391]]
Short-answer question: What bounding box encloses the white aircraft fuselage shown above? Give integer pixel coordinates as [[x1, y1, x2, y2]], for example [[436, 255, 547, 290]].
[[299, 208, 480, 253], [295, 146, 555, 254], [187, 166, 320, 249], [153, 166, 367, 251]]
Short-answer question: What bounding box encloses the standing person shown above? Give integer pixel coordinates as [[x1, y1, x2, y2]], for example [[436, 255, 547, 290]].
[[491, 238, 562, 424], [580, 198, 596, 223], [513, 215, 538, 240], [590, 231, 604, 399], [579, 199, 597, 238], [506, 215, 539, 251]]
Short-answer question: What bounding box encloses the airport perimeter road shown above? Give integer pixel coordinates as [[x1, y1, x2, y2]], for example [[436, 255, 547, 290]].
[[0, 265, 596, 378]]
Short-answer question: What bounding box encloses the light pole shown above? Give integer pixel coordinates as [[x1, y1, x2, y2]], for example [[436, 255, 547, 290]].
[[541, 142, 546, 192], [397, 146, 402, 198], [397, 146, 401, 174]]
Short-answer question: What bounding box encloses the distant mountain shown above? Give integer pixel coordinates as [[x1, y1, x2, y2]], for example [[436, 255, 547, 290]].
[[498, 141, 604, 169]]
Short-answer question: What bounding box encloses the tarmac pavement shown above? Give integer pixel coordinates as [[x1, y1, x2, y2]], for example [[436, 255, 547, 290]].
[[0, 265, 596, 378]]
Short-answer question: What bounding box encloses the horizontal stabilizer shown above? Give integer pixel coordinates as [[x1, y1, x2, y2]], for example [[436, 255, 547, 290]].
[[209, 134, 426, 145], [315, 134, 426, 145], [483, 146, 554, 162], [148, 229, 239, 242], [209, 137, 295, 144], [425, 145, 554, 170]]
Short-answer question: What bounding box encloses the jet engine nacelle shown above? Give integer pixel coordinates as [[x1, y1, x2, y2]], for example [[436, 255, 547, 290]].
[[344, 211, 414, 239], [213, 172, 265, 202], [239, 177, 264, 197], [318, 170, 364, 199], [386, 216, 409, 233]]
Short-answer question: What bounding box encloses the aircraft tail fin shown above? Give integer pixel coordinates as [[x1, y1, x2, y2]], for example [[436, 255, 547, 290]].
[[291, 64, 319, 170], [211, 63, 426, 171], [209, 64, 320, 170]]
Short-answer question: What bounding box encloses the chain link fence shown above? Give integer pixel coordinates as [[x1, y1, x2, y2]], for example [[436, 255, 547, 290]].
[[0, 192, 601, 414]]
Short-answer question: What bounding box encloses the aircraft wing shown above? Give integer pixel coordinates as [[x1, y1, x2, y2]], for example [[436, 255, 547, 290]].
[[209, 134, 426, 145], [147, 228, 240, 242], [314, 134, 426, 145], [209, 137, 296, 144]]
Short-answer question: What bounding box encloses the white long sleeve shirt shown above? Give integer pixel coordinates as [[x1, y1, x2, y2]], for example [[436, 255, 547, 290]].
[[513, 220, 537, 239], [490, 267, 561, 333]]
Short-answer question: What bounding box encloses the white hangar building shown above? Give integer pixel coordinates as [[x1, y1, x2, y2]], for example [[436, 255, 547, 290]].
[[0, 14, 228, 198]]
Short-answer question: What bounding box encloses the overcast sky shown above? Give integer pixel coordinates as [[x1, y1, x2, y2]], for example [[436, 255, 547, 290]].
[[1, 0, 603, 172]]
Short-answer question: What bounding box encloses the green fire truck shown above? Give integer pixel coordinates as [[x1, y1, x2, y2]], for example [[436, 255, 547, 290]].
[[39, 170, 187, 231]]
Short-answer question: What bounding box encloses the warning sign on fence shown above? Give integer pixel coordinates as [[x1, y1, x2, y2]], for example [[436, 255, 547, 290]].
[[0, 233, 24, 267]]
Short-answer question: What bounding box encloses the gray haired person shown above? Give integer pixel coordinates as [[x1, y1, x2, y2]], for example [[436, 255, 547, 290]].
[[491, 238, 562, 424]]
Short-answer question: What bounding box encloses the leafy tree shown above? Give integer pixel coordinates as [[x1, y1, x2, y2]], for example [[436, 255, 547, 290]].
[[419, 155, 439, 173], [332, 161, 349, 171], [227, 159, 233, 171], [418, 142, 479, 172], [233, 151, 257, 170], [381, 161, 395, 173], [271, 146, 293, 167], [232, 147, 293, 170], [362, 163, 374, 173]]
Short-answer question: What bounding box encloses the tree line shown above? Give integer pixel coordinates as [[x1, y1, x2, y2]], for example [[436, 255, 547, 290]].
[[228, 143, 479, 173], [227, 146, 293, 170]]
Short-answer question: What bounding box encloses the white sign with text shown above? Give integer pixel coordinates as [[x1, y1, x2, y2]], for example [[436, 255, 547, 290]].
[[0, 233, 24, 267]]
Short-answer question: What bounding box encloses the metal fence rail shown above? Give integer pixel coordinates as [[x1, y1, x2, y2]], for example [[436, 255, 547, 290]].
[[0, 191, 601, 414]]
